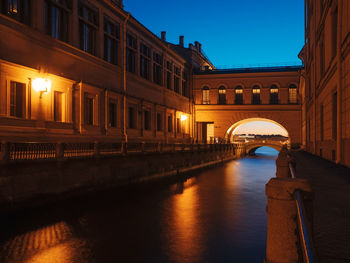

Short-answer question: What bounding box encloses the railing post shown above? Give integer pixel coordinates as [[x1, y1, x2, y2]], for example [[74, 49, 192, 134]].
[[265, 178, 312, 263], [94, 141, 100, 157], [122, 141, 128, 155], [157, 142, 162, 153], [55, 142, 65, 161], [0, 141, 10, 164], [141, 142, 145, 153], [276, 146, 290, 178]]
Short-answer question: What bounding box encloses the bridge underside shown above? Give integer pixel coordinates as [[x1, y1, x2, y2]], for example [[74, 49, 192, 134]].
[[246, 144, 282, 155], [195, 106, 301, 145]]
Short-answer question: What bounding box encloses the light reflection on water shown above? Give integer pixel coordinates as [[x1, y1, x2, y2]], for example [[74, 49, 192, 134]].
[[0, 147, 277, 263]]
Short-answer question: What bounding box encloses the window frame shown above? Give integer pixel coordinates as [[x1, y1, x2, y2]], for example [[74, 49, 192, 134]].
[[103, 17, 120, 65], [252, 86, 261, 105], [78, 2, 98, 55], [202, 86, 210, 104]]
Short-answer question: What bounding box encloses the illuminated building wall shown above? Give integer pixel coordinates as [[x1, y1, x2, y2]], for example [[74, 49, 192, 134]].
[[301, 0, 350, 167], [0, 0, 212, 143], [193, 67, 302, 145]]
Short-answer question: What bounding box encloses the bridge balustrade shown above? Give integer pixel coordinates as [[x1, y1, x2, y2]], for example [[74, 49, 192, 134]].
[[0, 141, 246, 163]]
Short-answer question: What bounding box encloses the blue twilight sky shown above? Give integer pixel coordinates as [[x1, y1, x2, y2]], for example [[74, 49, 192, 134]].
[[124, 0, 305, 68]]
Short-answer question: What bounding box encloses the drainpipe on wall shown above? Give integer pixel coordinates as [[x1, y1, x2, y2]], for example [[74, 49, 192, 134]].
[[123, 13, 131, 143], [336, 0, 342, 163]]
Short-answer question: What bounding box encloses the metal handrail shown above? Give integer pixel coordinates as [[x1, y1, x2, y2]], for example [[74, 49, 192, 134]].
[[0, 141, 243, 162], [289, 163, 316, 263]]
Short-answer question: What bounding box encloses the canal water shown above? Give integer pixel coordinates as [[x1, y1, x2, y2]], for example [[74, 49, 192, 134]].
[[0, 147, 278, 263]]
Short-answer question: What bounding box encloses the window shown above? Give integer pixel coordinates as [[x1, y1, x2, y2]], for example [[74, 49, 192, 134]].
[[166, 61, 172, 90], [176, 118, 181, 133], [235, 86, 243, 104], [128, 106, 136, 129], [126, 33, 137, 73], [168, 114, 173, 132], [320, 104, 324, 141], [252, 86, 260, 105], [331, 8, 338, 58], [270, 85, 279, 104], [182, 71, 188, 97], [174, 66, 180, 93], [202, 86, 209, 104], [140, 43, 150, 79], [319, 34, 325, 76], [54, 91, 63, 122], [218, 86, 226, 104], [144, 109, 151, 130], [10, 81, 25, 118], [84, 95, 94, 125], [79, 2, 98, 55], [44, 0, 71, 42], [109, 99, 117, 127], [156, 113, 163, 131], [153, 52, 163, 85], [289, 85, 298, 104], [332, 92, 337, 140], [104, 17, 120, 65], [1, 0, 31, 25]]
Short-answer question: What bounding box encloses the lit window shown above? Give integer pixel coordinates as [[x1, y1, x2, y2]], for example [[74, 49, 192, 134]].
[[235, 86, 243, 104], [288, 85, 298, 104], [270, 85, 279, 104], [202, 86, 210, 104], [218, 86, 226, 104], [1, 0, 31, 25], [252, 86, 260, 105]]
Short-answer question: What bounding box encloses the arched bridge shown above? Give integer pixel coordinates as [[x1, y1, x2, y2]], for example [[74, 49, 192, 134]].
[[236, 139, 288, 155]]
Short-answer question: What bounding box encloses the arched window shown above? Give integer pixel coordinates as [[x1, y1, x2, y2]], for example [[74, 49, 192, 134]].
[[252, 86, 260, 104], [270, 85, 279, 104], [218, 86, 226, 104], [202, 86, 210, 104], [235, 86, 243, 104], [288, 84, 298, 104]]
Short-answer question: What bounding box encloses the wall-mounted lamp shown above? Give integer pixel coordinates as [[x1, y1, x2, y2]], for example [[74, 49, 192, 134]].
[[181, 114, 187, 121], [32, 78, 51, 98]]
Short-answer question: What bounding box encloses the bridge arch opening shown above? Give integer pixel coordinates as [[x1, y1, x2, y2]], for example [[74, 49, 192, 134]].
[[225, 118, 290, 153]]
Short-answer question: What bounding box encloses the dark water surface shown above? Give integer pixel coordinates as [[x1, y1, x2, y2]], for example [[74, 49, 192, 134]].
[[0, 147, 278, 263]]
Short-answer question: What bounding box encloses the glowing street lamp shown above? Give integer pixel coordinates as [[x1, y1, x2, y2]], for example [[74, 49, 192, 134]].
[[32, 78, 51, 98], [181, 114, 187, 121]]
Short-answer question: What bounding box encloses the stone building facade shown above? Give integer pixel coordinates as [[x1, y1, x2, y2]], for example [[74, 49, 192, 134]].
[[0, 0, 211, 143], [300, 0, 350, 167], [193, 67, 302, 145]]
